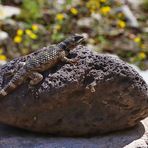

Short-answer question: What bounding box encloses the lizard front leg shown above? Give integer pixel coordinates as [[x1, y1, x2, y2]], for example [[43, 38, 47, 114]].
[[29, 72, 43, 85], [62, 57, 78, 64], [59, 51, 78, 64]]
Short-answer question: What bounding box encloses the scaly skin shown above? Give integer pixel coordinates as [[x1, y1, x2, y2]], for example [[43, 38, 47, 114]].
[[0, 34, 84, 96]]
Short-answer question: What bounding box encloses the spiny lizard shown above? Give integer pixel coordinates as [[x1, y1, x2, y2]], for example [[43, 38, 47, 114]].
[[0, 34, 84, 96]]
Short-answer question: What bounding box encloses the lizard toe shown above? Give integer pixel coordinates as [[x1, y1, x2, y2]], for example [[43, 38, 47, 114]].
[[9, 82, 16, 89], [0, 89, 8, 96]]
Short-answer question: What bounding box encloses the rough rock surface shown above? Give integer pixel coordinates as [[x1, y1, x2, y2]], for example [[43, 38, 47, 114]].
[[0, 46, 148, 136]]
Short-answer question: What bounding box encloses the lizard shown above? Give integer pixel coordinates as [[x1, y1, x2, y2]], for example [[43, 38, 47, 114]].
[[0, 34, 84, 96]]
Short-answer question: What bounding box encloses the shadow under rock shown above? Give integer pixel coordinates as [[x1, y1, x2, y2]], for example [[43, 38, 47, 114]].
[[0, 122, 145, 148]]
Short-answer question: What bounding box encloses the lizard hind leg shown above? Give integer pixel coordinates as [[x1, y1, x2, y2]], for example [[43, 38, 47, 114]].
[[29, 72, 43, 85], [0, 61, 26, 90], [0, 68, 26, 96]]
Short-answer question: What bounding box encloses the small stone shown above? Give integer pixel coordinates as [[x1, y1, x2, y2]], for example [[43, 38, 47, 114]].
[[77, 17, 94, 28], [0, 5, 20, 20], [0, 30, 8, 42]]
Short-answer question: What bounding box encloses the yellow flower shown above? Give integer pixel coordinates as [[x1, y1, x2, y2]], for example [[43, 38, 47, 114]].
[[32, 24, 39, 31], [56, 13, 65, 21], [25, 29, 37, 39], [0, 48, 3, 54], [86, 0, 100, 13], [117, 20, 126, 28], [70, 7, 78, 15], [17, 29, 23, 36], [54, 24, 61, 31], [29, 33, 37, 39], [0, 55, 7, 61], [141, 44, 146, 49], [25, 29, 32, 36], [134, 37, 141, 43], [14, 36, 22, 43], [117, 12, 124, 18], [100, 6, 111, 15], [138, 52, 146, 60], [100, 0, 107, 3]]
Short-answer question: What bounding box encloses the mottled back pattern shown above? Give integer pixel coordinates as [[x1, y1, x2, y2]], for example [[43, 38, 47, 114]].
[[25, 45, 60, 72]]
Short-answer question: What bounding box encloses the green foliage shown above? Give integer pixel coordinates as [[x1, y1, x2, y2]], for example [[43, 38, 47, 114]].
[[141, 0, 148, 12], [51, 33, 65, 43], [66, 0, 72, 5], [19, 0, 43, 22]]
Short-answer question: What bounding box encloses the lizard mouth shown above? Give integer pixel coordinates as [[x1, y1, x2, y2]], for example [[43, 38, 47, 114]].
[[74, 34, 85, 44], [77, 37, 84, 43]]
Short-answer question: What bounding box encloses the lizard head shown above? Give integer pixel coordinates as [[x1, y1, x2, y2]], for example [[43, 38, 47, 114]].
[[72, 34, 84, 44], [58, 34, 84, 51]]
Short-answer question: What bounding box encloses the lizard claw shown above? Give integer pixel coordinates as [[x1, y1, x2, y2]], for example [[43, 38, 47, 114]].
[[69, 58, 79, 64]]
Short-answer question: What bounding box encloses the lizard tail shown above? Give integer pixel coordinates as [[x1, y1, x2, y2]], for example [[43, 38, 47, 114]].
[[0, 68, 27, 96]]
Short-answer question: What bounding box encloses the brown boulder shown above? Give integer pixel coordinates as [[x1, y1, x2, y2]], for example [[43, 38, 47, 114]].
[[0, 46, 147, 136]]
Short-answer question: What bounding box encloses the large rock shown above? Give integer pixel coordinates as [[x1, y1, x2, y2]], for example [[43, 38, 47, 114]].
[[0, 46, 148, 136]]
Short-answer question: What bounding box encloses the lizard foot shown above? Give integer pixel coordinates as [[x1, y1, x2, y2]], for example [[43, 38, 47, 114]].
[[62, 56, 79, 65], [29, 72, 43, 85], [68, 58, 79, 65], [68, 59, 79, 65], [30, 76, 43, 85], [9, 82, 17, 89]]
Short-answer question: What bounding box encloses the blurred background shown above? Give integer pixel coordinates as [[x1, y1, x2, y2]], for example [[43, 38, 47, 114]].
[[0, 0, 147, 69]]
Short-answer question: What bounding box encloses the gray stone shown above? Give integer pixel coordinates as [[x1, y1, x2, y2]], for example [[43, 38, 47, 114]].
[[0, 118, 147, 148], [0, 45, 148, 136]]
